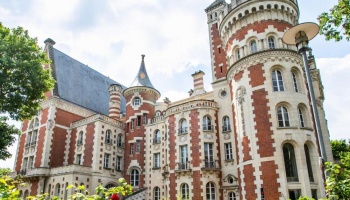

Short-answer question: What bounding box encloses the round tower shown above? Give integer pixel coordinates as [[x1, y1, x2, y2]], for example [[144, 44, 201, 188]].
[[123, 55, 160, 189], [207, 0, 326, 199], [108, 84, 123, 119]]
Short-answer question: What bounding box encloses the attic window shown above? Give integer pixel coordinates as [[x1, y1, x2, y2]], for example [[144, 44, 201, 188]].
[[133, 97, 141, 106]]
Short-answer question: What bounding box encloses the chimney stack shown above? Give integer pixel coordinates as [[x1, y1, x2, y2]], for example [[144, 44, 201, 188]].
[[109, 84, 123, 119], [190, 70, 206, 96]]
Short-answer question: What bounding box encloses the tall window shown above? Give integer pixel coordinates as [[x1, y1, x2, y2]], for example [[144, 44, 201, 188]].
[[116, 156, 122, 171], [117, 134, 124, 147], [223, 116, 231, 132], [203, 116, 212, 131], [181, 183, 189, 200], [289, 189, 301, 200], [268, 36, 275, 49], [250, 40, 257, 53], [31, 130, 38, 145], [78, 131, 83, 145], [292, 72, 299, 92], [154, 187, 160, 200], [130, 143, 134, 155], [136, 140, 141, 152], [55, 183, 61, 197], [179, 119, 187, 134], [236, 49, 240, 60], [204, 143, 214, 167], [105, 130, 112, 144], [104, 153, 110, 168], [298, 108, 305, 128], [277, 106, 290, 127], [28, 156, 34, 169], [130, 169, 139, 187], [154, 153, 160, 168], [180, 145, 188, 169], [229, 192, 236, 200], [23, 158, 28, 170], [283, 143, 298, 182], [272, 70, 284, 91], [143, 113, 147, 124], [153, 130, 161, 144], [76, 154, 82, 165], [304, 144, 314, 182], [224, 143, 233, 160], [131, 119, 135, 130], [133, 97, 141, 106], [26, 132, 32, 147], [206, 182, 216, 200], [137, 115, 141, 127]]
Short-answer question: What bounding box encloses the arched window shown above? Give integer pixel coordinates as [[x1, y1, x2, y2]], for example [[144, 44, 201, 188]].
[[277, 106, 290, 127], [155, 110, 161, 116], [229, 192, 236, 200], [23, 190, 29, 199], [283, 143, 298, 182], [105, 183, 117, 189], [153, 130, 161, 144], [223, 116, 231, 131], [179, 119, 187, 134], [235, 49, 240, 60], [34, 118, 40, 127], [105, 130, 112, 144], [292, 72, 299, 92], [181, 183, 189, 200], [304, 144, 314, 182], [130, 169, 139, 186], [55, 183, 61, 197], [117, 134, 124, 147], [298, 108, 305, 128], [272, 70, 284, 91], [268, 36, 275, 49], [154, 187, 160, 200], [78, 131, 84, 145], [203, 116, 212, 131], [133, 97, 141, 106], [250, 40, 257, 53], [206, 182, 216, 200]]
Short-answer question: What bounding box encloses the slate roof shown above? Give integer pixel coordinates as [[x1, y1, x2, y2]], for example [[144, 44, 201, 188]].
[[130, 55, 155, 89], [46, 41, 126, 115]]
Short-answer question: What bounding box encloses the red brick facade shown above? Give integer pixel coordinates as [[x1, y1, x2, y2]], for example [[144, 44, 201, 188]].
[[211, 23, 228, 80]]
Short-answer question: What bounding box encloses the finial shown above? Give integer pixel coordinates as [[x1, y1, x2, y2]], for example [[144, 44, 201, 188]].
[[141, 54, 145, 61], [44, 38, 56, 46]]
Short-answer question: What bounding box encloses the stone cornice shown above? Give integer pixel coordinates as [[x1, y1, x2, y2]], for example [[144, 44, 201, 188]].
[[227, 49, 303, 82], [123, 86, 160, 100], [70, 114, 124, 129], [165, 100, 218, 117], [40, 97, 96, 117]]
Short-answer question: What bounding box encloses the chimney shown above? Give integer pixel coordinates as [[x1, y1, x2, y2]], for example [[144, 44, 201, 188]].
[[190, 70, 206, 96], [108, 84, 123, 119]]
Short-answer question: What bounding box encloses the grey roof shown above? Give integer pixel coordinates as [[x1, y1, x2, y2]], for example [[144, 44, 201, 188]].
[[130, 55, 155, 89], [205, 0, 226, 12], [48, 46, 126, 115]]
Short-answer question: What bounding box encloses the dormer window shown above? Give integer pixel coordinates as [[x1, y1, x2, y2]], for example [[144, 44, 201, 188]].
[[133, 97, 141, 106]]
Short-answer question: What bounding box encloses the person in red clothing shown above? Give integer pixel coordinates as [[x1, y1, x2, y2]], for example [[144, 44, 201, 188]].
[[110, 193, 120, 200]]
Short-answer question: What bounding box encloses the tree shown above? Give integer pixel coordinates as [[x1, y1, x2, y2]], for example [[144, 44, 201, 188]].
[[318, 0, 350, 42], [0, 22, 55, 159], [331, 139, 350, 160]]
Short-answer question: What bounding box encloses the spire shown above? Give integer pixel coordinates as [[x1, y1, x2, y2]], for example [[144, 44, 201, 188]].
[[130, 54, 155, 89]]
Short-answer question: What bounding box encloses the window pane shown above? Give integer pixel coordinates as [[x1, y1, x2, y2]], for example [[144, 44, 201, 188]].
[[283, 144, 299, 182]]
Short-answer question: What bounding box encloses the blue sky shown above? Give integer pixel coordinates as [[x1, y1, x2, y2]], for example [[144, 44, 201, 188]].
[[0, 0, 349, 168]]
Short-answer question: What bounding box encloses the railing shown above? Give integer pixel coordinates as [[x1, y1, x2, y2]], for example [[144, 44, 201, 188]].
[[77, 140, 83, 145], [178, 127, 188, 135], [203, 125, 214, 131], [202, 160, 220, 169], [50, 165, 92, 175], [223, 125, 231, 132], [165, 100, 218, 116], [175, 161, 191, 171], [149, 115, 164, 124], [153, 138, 161, 144], [117, 142, 125, 148], [25, 143, 31, 148], [30, 141, 37, 146], [105, 139, 113, 144], [18, 167, 50, 177]]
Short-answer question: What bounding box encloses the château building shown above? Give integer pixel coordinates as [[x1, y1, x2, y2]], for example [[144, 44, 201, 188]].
[[13, 0, 333, 199]]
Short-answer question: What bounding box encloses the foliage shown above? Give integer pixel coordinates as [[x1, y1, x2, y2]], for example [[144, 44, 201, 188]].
[[331, 139, 350, 160], [0, 116, 20, 159], [0, 175, 24, 200], [0, 22, 55, 160], [318, 0, 350, 41], [0, 168, 11, 176], [298, 197, 315, 200]]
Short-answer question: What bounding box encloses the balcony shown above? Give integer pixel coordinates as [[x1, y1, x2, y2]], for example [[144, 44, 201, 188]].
[[105, 139, 113, 145], [175, 161, 191, 172], [178, 127, 188, 135], [17, 167, 50, 178], [222, 125, 231, 132], [203, 125, 214, 131], [117, 142, 125, 148], [153, 138, 161, 144], [201, 160, 220, 170], [50, 165, 92, 175]]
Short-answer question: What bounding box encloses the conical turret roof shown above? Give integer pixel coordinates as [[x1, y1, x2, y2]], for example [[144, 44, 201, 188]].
[[130, 54, 155, 89]]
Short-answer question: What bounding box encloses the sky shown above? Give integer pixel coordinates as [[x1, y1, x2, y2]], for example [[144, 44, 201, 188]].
[[0, 0, 349, 169]]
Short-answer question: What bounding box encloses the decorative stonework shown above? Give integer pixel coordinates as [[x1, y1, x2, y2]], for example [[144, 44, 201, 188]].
[[224, 133, 231, 140], [236, 86, 246, 136], [227, 50, 303, 82], [71, 114, 123, 129], [165, 100, 218, 117], [41, 97, 95, 117], [180, 135, 187, 142]]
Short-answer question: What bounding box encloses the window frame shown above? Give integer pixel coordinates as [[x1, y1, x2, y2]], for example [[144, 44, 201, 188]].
[[116, 156, 122, 171], [224, 143, 233, 161], [272, 70, 285, 91], [153, 130, 161, 144], [105, 130, 112, 144], [104, 153, 110, 169], [268, 36, 275, 49], [283, 143, 299, 182], [223, 116, 231, 132], [181, 183, 189, 200], [203, 115, 213, 131], [250, 40, 257, 53], [130, 169, 139, 187], [153, 153, 161, 168], [154, 187, 160, 200], [133, 97, 141, 106], [292, 72, 299, 92], [277, 106, 290, 127], [229, 192, 236, 200], [76, 154, 82, 165], [206, 182, 216, 200]]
